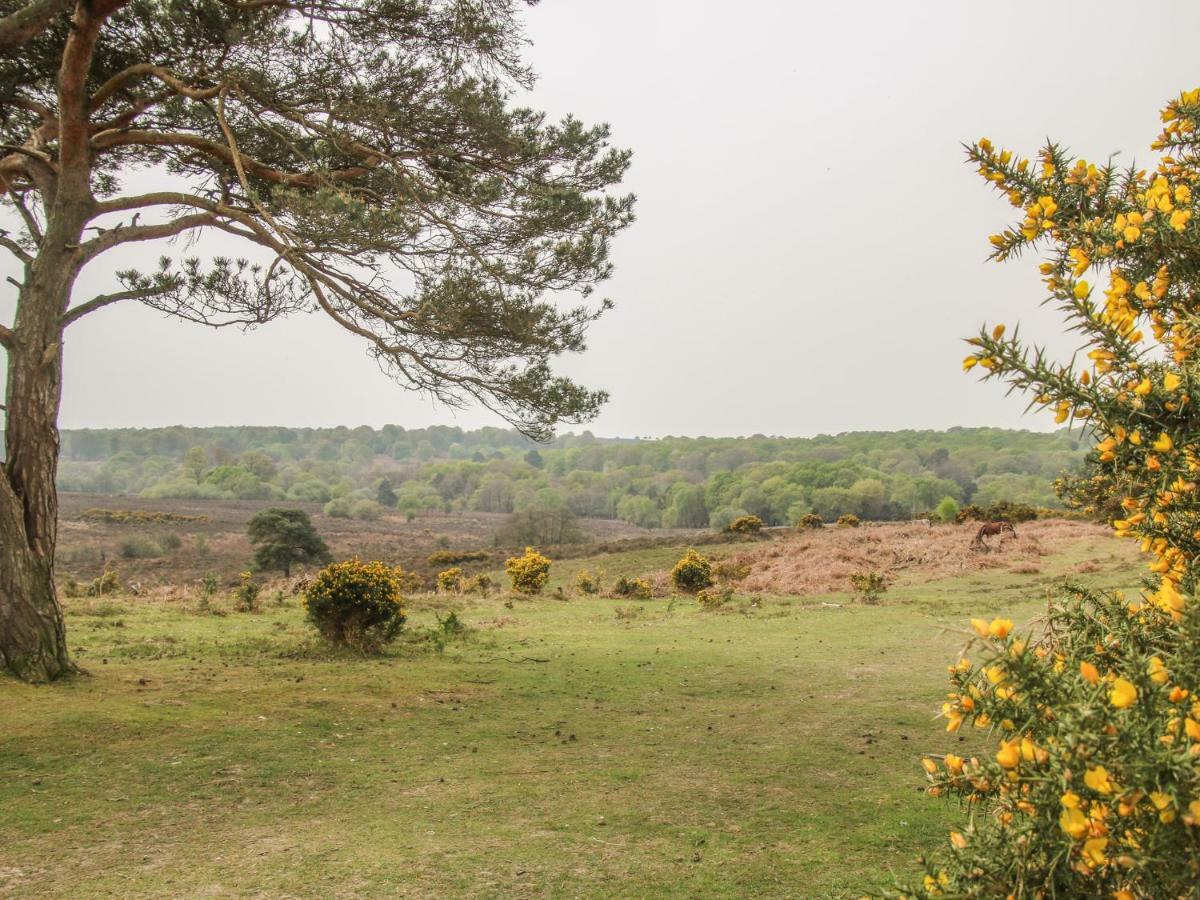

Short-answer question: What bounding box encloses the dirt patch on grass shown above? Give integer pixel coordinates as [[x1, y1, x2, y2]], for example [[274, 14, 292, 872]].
[[717, 520, 1113, 597]]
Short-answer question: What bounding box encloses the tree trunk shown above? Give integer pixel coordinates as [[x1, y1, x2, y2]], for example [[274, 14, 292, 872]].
[[0, 218, 86, 682]]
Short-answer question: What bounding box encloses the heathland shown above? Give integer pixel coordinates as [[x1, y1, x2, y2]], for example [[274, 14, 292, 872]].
[[1, 513, 1136, 897]]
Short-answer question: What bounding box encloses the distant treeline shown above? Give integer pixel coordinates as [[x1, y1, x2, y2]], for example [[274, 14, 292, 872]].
[[34, 425, 1085, 528]]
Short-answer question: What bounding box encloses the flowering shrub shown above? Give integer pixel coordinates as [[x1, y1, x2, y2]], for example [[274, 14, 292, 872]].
[[724, 514, 764, 534], [796, 512, 824, 530], [697, 585, 732, 609], [836, 513, 860, 528], [303, 558, 406, 651], [232, 570, 261, 612], [848, 571, 888, 604], [905, 87, 1200, 897], [464, 573, 493, 597], [504, 547, 551, 594], [671, 548, 714, 593], [575, 569, 603, 595], [612, 575, 652, 600], [436, 567, 463, 593]]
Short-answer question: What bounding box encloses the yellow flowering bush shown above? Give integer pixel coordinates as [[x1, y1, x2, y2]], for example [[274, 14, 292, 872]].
[[575, 569, 603, 595], [303, 558, 406, 651], [436, 567, 463, 593], [504, 547, 551, 594], [905, 88, 1200, 897], [611, 575, 652, 599], [725, 514, 764, 534], [796, 512, 824, 530], [671, 548, 714, 593], [836, 513, 860, 528]]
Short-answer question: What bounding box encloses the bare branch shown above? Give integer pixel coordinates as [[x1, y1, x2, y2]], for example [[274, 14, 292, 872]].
[[78, 213, 219, 262], [0, 324, 13, 349], [61, 286, 173, 327], [6, 190, 43, 243], [0, 0, 71, 50], [91, 130, 378, 187], [90, 64, 221, 111], [0, 234, 32, 265], [92, 191, 220, 218]]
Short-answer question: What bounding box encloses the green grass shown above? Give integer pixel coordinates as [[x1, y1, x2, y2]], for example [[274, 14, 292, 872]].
[[0, 530, 1139, 898]]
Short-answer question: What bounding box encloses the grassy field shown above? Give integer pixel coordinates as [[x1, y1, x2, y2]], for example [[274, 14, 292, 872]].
[[0, 522, 1140, 898]]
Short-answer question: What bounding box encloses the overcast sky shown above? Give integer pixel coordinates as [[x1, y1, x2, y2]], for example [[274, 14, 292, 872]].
[[8, 0, 1200, 437]]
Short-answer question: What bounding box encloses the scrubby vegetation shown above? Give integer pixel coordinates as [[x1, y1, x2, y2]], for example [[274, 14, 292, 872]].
[[53, 426, 1085, 531], [303, 559, 407, 651], [505, 547, 552, 595], [671, 549, 714, 594]]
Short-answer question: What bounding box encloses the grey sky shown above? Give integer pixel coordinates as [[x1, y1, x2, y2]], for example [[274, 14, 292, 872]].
[[7, 0, 1200, 437]]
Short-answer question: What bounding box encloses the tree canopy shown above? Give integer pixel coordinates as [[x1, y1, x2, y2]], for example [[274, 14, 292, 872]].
[[1, 0, 634, 438], [246, 507, 330, 577]]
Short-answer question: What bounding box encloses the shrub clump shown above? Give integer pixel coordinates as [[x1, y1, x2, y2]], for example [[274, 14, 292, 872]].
[[847, 571, 887, 604], [955, 501, 1038, 524], [575, 569, 603, 595], [86, 567, 120, 597], [427, 549, 490, 567], [612, 575, 652, 600], [504, 547, 552, 595], [724, 514, 764, 534], [713, 559, 751, 583], [835, 513, 861, 528], [80, 508, 209, 525], [796, 512, 824, 530], [464, 573, 493, 597], [697, 585, 733, 609], [304, 558, 406, 651], [671, 548, 714, 594], [232, 570, 261, 612], [436, 567, 463, 593]]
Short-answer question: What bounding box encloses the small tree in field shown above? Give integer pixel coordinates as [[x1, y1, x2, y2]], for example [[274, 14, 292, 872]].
[[907, 89, 1200, 898], [246, 508, 331, 578], [0, 1, 632, 681]]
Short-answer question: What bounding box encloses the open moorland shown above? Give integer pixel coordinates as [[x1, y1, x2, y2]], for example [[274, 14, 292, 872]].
[[1, 516, 1139, 898]]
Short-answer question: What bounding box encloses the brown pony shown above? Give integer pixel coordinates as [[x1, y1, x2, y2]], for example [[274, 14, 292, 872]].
[[972, 520, 1016, 549]]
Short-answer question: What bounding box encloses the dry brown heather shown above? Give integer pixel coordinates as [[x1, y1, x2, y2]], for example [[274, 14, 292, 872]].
[[53, 492, 693, 587], [720, 520, 1117, 596]]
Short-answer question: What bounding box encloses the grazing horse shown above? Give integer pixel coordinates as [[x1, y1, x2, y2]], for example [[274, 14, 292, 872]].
[[972, 520, 1016, 550]]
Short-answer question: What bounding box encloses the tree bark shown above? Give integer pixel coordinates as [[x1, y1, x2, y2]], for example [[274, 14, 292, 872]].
[[0, 0, 105, 681], [0, 248, 78, 681]]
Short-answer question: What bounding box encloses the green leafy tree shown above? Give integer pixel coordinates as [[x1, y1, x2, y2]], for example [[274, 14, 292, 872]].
[[182, 446, 208, 484], [246, 508, 331, 578], [0, 0, 632, 680]]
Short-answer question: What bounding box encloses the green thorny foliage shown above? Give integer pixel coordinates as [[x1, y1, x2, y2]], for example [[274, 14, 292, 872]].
[[895, 90, 1200, 898]]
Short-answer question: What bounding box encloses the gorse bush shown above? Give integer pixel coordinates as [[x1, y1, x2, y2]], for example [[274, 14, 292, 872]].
[[848, 571, 888, 604], [796, 512, 824, 530], [697, 585, 732, 609], [464, 573, 493, 597], [835, 514, 860, 528], [612, 575, 652, 600], [904, 88, 1200, 897], [575, 569, 603, 595], [955, 501, 1039, 524], [671, 548, 714, 593], [427, 549, 490, 567], [504, 547, 552, 595], [232, 571, 261, 613], [724, 514, 764, 534], [303, 558, 406, 651], [436, 567, 463, 593]]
